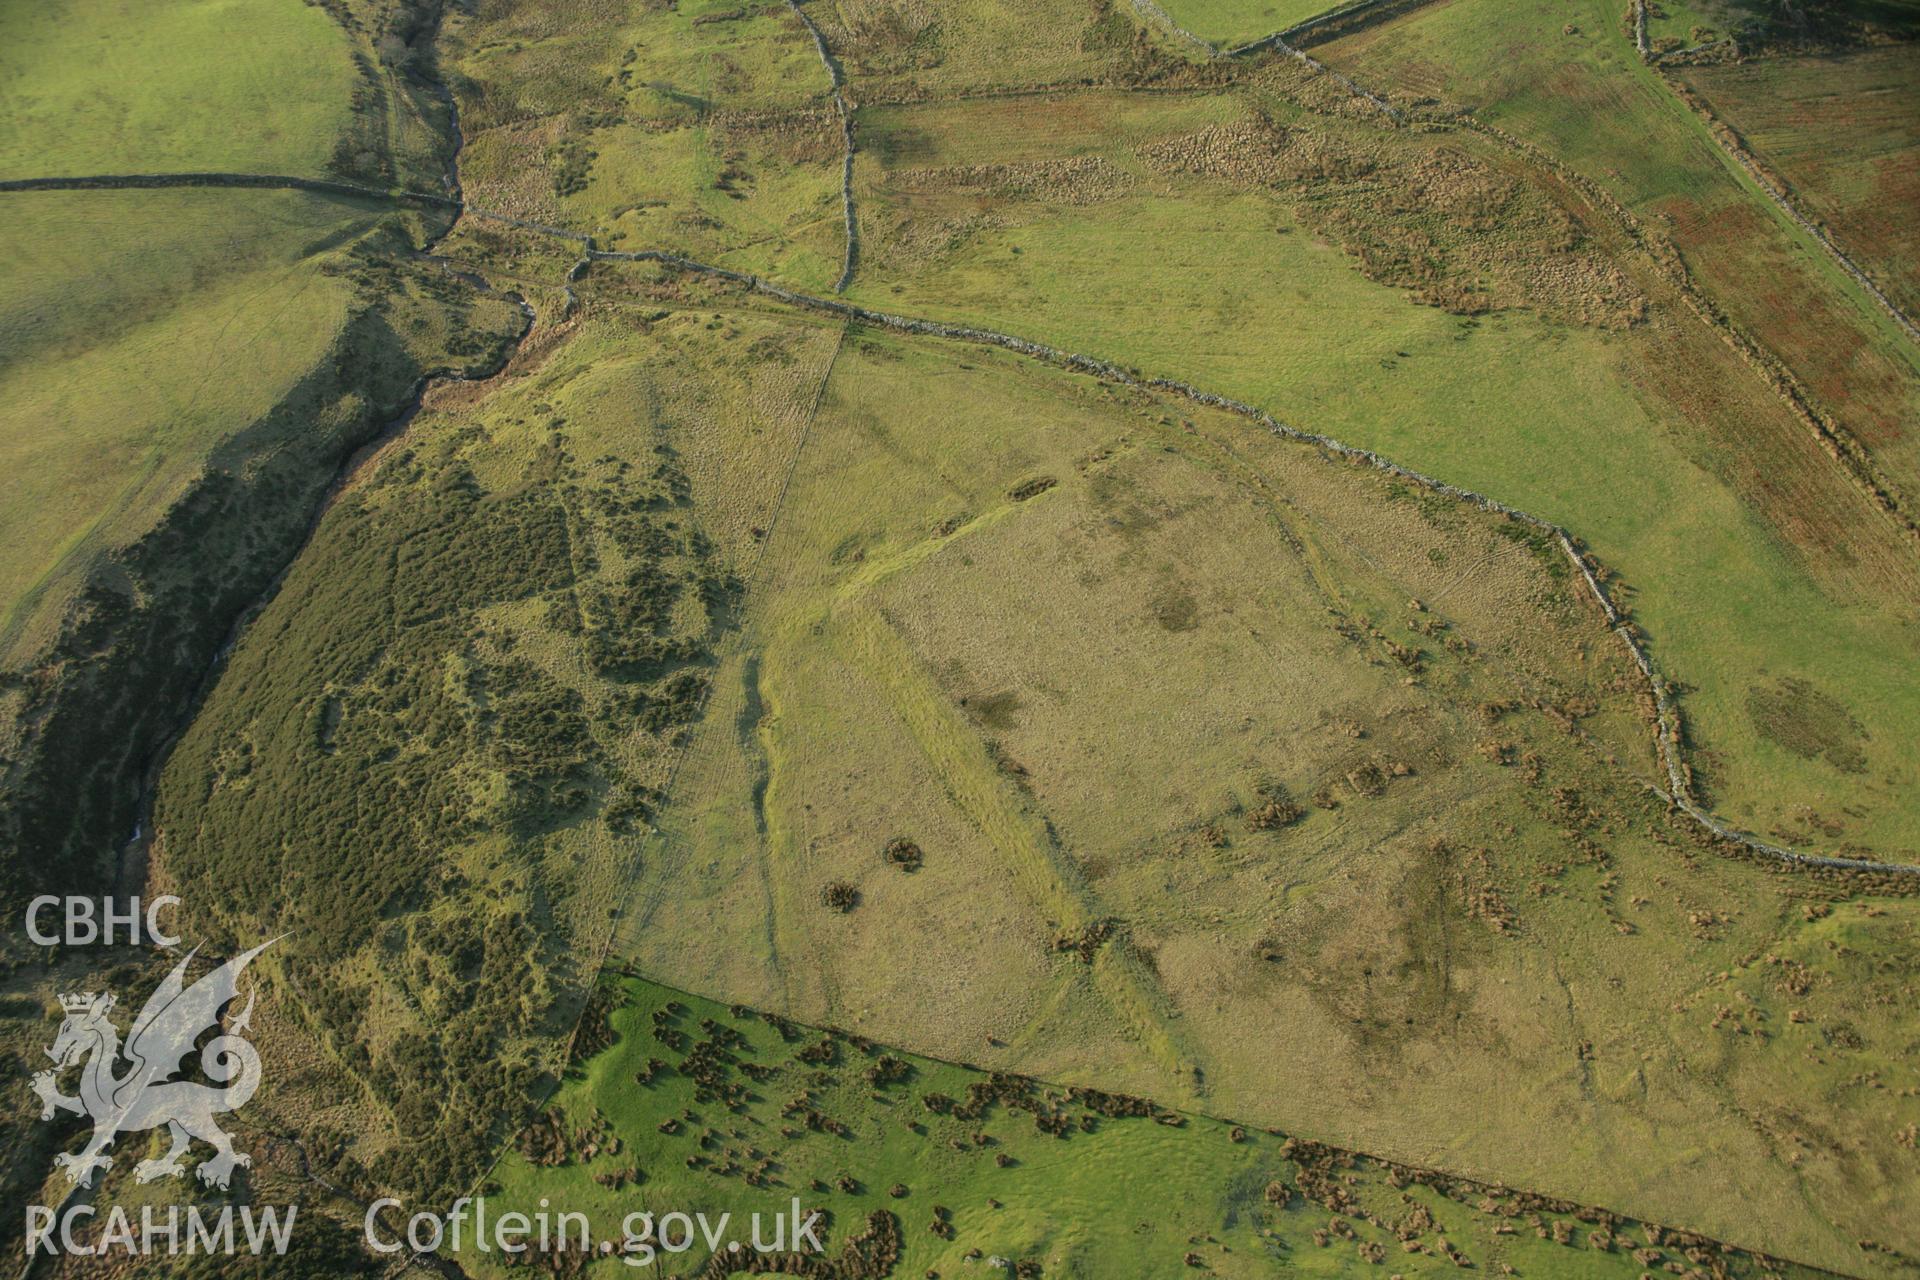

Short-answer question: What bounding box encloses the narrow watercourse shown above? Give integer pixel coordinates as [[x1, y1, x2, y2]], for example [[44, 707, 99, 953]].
[[10, 59, 555, 1280]]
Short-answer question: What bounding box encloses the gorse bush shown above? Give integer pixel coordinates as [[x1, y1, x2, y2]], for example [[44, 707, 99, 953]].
[[155, 393, 735, 1201]]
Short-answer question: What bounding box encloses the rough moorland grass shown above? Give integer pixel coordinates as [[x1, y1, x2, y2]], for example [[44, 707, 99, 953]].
[[445, 0, 844, 290], [614, 318, 1197, 1086], [0, 0, 360, 180], [1157, 0, 1344, 45], [0, 228, 520, 923], [463, 973, 1841, 1279], [861, 89, 1241, 167], [11, 5, 1910, 1276], [0, 188, 380, 656], [599, 305, 1920, 1273], [814, 0, 1177, 97], [449, 0, 825, 134], [844, 83, 1920, 861], [442, 0, 1191, 287], [1317, 0, 1920, 498], [1675, 44, 1920, 321], [150, 299, 840, 1206]]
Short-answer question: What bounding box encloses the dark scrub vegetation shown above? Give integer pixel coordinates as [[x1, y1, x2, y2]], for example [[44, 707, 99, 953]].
[[0, 246, 520, 916], [154, 394, 733, 1202]]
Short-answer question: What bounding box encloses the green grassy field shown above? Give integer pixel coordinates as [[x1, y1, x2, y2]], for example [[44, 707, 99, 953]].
[[0, 0, 362, 180], [1317, 0, 1920, 499], [0, 188, 379, 657], [440, 0, 1195, 289], [444, 0, 846, 289], [0, 0, 507, 912], [1675, 44, 1920, 321], [0, 173, 522, 915], [840, 75, 1920, 862], [583, 290, 1919, 1274], [460, 972, 1841, 1279], [1641, 0, 1724, 48], [449, 0, 828, 132]]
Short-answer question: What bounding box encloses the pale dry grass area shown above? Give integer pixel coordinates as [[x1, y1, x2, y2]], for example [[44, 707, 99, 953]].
[[603, 310, 1919, 1273]]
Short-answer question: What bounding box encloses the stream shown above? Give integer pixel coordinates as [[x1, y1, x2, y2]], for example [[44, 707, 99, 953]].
[[109, 57, 541, 911]]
